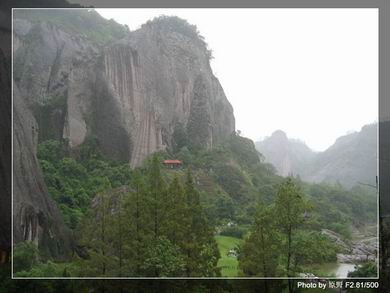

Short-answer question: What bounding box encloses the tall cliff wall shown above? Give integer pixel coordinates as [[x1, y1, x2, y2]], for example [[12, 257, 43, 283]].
[[13, 85, 73, 259], [13, 11, 235, 256], [14, 14, 235, 167], [94, 20, 235, 166]]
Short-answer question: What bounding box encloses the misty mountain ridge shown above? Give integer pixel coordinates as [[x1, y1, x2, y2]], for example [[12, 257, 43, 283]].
[[256, 123, 377, 188]]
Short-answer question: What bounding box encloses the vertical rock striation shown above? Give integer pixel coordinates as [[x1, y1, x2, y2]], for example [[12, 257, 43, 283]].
[[14, 15, 235, 167], [95, 20, 235, 166], [12, 11, 235, 257]]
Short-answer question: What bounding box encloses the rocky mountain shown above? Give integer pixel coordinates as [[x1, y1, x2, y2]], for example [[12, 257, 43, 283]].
[[256, 124, 377, 188], [305, 123, 377, 188], [14, 11, 234, 166], [13, 10, 235, 257], [255, 130, 315, 177]]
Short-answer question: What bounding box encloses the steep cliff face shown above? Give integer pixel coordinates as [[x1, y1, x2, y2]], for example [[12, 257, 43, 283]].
[[14, 13, 235, 167], [95, 18, 235, 166], [13, 17, 99, 145], [13, 11, 235, 256], [13, 85, 73, 259], [13, 14, 100, 257]]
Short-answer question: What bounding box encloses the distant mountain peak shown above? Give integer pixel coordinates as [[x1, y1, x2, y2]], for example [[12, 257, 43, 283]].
[[256, 130, 314, 177], [271, 129, 287, 138], [256, 123, 377, 187]]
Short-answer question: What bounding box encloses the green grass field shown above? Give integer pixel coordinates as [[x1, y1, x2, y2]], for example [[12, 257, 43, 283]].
[[215, 235, 243, 277]]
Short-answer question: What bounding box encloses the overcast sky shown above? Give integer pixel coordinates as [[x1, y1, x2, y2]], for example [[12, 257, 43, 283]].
[[96, 8, 378, 151]]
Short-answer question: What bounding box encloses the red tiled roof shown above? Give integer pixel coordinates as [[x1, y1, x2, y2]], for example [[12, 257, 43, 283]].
[[163, 159, 182, 164]]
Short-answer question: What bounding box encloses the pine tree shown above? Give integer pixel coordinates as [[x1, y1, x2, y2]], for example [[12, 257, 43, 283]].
[[187, 75, 212, 151], [148, 155, 167, 240], [112, 188, 126, 277], [122, 170, 151, 276], [274, 178, 306, 291], [183, 169, 220, 276], [162, 175, 189, 246], [79, 177, 116, 276], [239, 202, 280, 280], [141, 236, 186, 277]]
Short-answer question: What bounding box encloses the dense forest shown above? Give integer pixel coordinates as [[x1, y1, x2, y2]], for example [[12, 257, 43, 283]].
[[12, 133, 377, 279]]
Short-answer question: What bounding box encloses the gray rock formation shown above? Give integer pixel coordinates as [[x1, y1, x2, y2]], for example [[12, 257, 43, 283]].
[[12, 10, 235, 257], [14, 12, 235, 167], [321, 229, 377, 264], [13, 85, 72, 259], [95, 19, 235, 166], [336, 239, 378, 264]]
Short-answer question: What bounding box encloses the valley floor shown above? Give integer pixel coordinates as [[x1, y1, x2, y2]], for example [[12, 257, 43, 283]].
[[215, 236, 242, 277]]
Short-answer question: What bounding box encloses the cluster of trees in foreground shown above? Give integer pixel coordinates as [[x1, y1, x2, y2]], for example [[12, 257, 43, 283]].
[[15, 155, 220, 277], [12, 134, 377, 281], [14, 170, 340, 280], [239, 179, 337, 291]]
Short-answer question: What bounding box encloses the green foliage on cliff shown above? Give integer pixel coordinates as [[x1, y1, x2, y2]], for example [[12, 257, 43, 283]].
[[172, 123, 189, 153], [145, 15, 212, 58], [37, 137, 132, 229], [14, 9, 128, 45], [33, 95, 67, 142], [187, 76, 212, 151]]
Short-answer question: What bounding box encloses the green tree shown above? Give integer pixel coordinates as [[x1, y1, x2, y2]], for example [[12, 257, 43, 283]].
[[184, 169, 220, 276], [141, 236, 186, 277], [112, 188, 126, 277], [239, 202, 280, 280], [122, 170, 152, 276], [37, 139, 64, 163], [172, 123, 189, 153], [78, 178, 116, 276], [274, 178, 306, 292], [13, 241, 39, 273], [290, 230, 338, 274], [187, 76, 212, 151], [162, 175, 189, 245], [147, 155, 167, 240]]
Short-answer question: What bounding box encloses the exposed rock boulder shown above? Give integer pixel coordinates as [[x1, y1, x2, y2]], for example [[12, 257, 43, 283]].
[[321, 229, 377, 264]]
